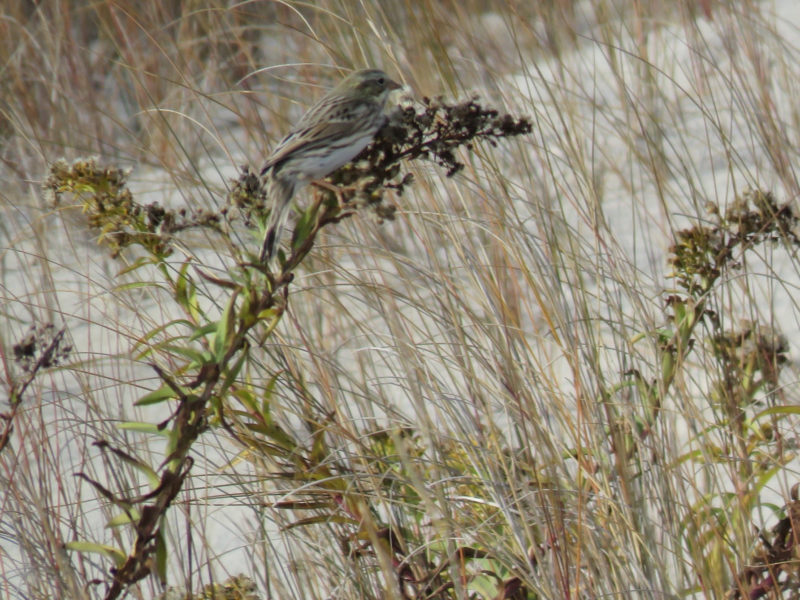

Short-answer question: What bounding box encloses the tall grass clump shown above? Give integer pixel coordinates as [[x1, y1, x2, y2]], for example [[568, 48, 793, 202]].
[[2, 2, 800, 599]]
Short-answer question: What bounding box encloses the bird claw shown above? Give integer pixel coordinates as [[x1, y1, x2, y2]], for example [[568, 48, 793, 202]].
[[311, 179, 348, 205]]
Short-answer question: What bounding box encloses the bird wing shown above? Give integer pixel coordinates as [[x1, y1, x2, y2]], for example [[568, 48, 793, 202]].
[[262, 98, 377, 173], [261, 121, 354, 171]]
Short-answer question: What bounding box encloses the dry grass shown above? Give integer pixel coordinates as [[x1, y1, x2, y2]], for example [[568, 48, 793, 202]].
[[2, 1, 800, 599]]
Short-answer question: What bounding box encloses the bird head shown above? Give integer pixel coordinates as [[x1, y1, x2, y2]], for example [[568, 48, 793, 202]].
[[337, 69, 402, 102]]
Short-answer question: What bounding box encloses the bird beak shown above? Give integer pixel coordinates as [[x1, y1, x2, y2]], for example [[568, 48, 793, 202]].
[[387, 78, 402, 91]]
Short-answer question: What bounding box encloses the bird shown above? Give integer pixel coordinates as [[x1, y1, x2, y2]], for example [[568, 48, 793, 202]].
[[259, 68, 402, 261]]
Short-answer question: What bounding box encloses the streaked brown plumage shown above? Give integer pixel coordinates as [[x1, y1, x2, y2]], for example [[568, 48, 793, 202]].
[[260, 69, 401, 260]]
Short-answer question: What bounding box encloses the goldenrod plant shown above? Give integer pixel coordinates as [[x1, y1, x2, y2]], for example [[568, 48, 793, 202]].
[[3, 2, 800, 600]]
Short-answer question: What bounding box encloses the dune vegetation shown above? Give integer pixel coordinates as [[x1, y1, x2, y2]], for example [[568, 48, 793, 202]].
[[2, 2, 800, 599]]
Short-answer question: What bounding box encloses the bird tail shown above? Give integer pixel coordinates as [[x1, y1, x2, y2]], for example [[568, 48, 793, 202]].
[[260, 173, 296, 261]]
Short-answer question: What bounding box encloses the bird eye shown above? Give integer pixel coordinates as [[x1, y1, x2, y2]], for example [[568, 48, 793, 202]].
[[378, 77, 385, 85]]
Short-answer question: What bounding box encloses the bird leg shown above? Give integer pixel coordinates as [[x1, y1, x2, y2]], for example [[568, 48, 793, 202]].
[[310, 179, 347, 206]]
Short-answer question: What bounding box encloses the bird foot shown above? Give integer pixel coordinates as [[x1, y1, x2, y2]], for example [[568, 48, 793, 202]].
[[310, 179, 347, 205]]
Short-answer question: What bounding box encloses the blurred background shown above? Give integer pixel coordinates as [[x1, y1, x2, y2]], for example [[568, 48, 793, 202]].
[[2, 1, 800, 598]]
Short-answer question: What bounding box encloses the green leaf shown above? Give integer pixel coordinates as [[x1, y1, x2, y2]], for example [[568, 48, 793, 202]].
[[132, 319, 197, 360], [220, 347, 248, 395], [117, 452, 160, 489], [233, 388, 258, 413], [107, 509, 140, 528], [188, 322, 218, 342], [291, 205, 317, 250], [175, 260, 199, 318], [754, 463, 784, 494], [155, 529, 168, 583], [755, 405, 800, 418], [213, 290, 239, 361], [117, 255, 158, 277], [115, 280, 165, 292], [261, 371, 281, 416], [65, 541, 126, 567], [94, 441, 161, 489], [256, 308, 282, 338], [136, 384, 177, 406], [117, 421, 169, 436], [161, 344, 208, 364], [284, 514, 357, 529], [242, 419, 298, 453]]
